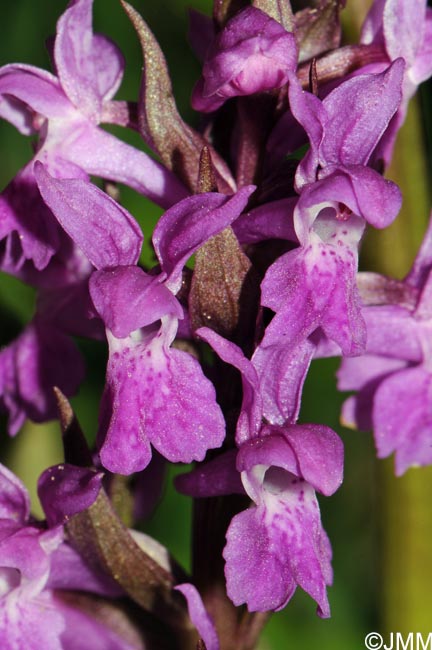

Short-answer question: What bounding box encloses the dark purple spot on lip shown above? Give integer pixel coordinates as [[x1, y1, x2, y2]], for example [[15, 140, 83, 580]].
[[146, 350, 151, 357]]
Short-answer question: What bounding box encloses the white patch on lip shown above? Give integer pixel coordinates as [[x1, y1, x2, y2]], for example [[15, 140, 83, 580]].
[[0, 567, 21, 597]]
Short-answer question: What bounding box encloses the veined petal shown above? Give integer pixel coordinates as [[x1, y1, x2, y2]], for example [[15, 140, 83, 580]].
[[252, 337, 315, 425], [98, 323, 225, 474], [197, 328, 262, 442], [90, 267, 182, 338], [64, 123, 188, 209], [224, 476, 332, 616], [373, 366, 432, 475], [35, 163, 143, 269], [54, 0, 124, 119], [0, 320, 85, 437], [320, 59, 404, 167], [153, 186, 255, 293]]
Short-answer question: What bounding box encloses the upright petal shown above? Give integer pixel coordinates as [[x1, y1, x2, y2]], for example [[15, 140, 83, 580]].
[[54, 0, 124, 119]]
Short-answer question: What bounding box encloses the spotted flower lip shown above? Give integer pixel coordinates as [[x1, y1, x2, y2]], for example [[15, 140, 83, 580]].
[[191, 6, 297, 112], [180, 329, 343, 616], [90, 267, 226, 475], [176, 418, 343, 617], [224, 425, 341, 617]]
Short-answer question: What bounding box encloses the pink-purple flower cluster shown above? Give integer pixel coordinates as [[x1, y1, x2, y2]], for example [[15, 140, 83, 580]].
[[0, 0, 431, 647]]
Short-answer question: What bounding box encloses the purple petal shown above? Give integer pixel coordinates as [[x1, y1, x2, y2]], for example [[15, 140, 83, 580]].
[[98, 324, 225, 474], [56, 601, 142, 650], [287, 75, 326, 186], [337, 354, 408, 393], [282, 425, 344, 496], [360, 0, 386, 45], [294, 168, 401, 238], [224, 477, 332, 616], [236, 433, 299, 489], [48, 542, 122, 596], [320, 59, 404, 167], [341, 164, 402, 229], [197, 328, 262, 442], [153, 186, 255, 293], [232, 197, 297, 245], [410, 9, 432, 84], [35, 163, 143, 269], [54, 0, 124, 118], [0, 163, 64, 272], [338, 354, 407, 431], [224, 507, 296, 611], [193, 7, 297, 112], [261, 241, 366, 357], [361, 305, 423, 361], [0, 591, 65, 650], [175, 584, 220, 650], [0, 320, 85, 436], [0, 464, 30, 523], [64, 123, 188, 210], [0, 64, 71, 131], [145, 345, 226, 463], [175, 450, 243, 498], [373, 366, 432, 475], [0, 525, 60, 582], [38, 464, 104, 528], [252, 338, 315, 425], [382, 0, 427, 66], [90, 267, 182, 338]]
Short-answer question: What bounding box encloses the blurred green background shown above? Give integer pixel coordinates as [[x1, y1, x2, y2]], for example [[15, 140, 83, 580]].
[[0, 1, 431, 648]]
